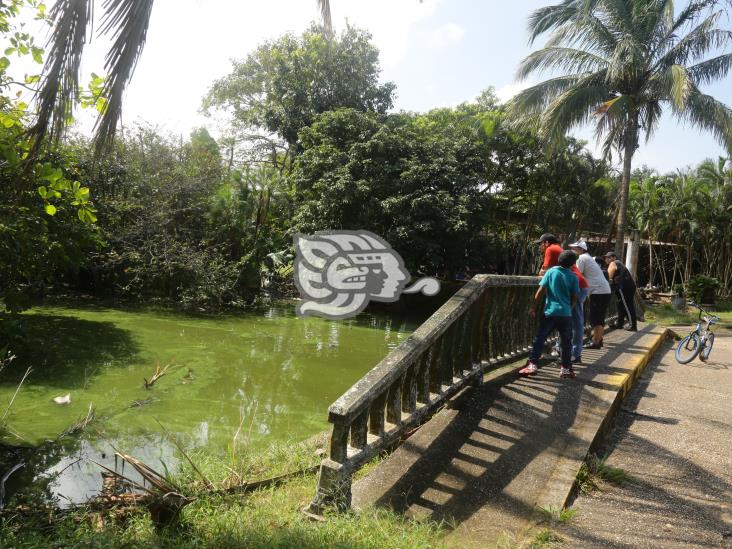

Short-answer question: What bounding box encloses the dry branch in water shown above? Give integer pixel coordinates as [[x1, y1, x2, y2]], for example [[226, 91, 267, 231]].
[[59, 403, 95, 438], [2, 367, 32, 422], [143, 360, 173, 389]]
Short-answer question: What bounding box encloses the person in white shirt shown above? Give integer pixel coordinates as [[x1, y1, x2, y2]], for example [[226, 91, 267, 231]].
[[569, 241, 612, 349]]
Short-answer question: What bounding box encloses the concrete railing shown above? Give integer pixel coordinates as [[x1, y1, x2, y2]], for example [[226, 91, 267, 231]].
[[308, 274, 543, 512], [306, 273, 629, 512]]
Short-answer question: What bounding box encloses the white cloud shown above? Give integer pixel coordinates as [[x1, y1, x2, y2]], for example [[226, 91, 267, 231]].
[[428, 22, 465, 49], [27, 0, 446, 137], [495, 81, 532, 103], [330, 0, 444, 69]]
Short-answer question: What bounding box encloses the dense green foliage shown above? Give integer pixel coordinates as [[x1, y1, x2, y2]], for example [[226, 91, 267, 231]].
[[1, 11, 730, 319], [0, 1, 99, 314]]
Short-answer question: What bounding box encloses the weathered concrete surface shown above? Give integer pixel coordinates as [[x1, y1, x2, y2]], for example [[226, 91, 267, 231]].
[[556, 328, 732, 548], [351, 324, 669, 547]]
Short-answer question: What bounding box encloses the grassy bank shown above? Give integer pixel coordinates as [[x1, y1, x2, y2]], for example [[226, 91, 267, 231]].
[[0, 437, 446, 548], [643, 300, 732, 327]]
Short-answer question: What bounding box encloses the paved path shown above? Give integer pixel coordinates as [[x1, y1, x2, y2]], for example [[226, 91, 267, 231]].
[[352, 323, 668, 547], [556, 328, 732, 548]]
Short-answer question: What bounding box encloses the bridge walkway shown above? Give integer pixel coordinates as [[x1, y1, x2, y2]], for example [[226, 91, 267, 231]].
[[351, 323, 668, 546]]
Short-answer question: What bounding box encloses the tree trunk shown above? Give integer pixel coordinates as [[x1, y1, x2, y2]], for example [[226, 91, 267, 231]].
[[615, 115, 639, 256]]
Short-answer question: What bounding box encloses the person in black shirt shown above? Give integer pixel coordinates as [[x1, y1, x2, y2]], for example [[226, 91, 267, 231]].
[[604, 252, 637, 331]]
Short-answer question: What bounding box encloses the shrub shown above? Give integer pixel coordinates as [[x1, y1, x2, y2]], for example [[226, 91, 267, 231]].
[[685, 275, 721, 304]]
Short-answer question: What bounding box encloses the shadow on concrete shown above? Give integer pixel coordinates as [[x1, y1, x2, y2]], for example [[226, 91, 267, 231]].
[[359, 328, 653, 536]]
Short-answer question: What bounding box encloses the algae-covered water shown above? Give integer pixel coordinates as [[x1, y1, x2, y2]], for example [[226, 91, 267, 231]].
[[0, 301, 421, 505]]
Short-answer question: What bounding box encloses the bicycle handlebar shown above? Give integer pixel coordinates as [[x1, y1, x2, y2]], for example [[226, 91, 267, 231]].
[[687, 301, 720, 322]]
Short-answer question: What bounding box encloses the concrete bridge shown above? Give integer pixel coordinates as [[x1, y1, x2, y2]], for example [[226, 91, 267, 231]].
[[306, 274, 682, 544]]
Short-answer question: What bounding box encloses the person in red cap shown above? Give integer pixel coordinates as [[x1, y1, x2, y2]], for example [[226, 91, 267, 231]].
[[535, 233, 562, 275]]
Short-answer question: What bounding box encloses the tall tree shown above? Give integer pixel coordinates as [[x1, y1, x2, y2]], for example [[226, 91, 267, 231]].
[[203, 25, 395, 165], [507, 0, 732, 255]]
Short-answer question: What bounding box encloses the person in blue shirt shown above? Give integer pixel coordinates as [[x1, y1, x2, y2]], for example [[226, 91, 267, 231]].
[[519, 250, 580, 379]]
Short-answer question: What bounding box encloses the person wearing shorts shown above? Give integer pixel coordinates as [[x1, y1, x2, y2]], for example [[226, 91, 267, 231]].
[[569, 241, 611, 349]]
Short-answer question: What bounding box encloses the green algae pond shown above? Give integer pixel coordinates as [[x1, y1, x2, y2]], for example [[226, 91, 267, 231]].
[[0, 301, 423, 506]]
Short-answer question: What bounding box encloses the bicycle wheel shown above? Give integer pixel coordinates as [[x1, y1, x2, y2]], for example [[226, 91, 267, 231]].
[[675, 333, 701, 364], [699, 332, 715, 362]]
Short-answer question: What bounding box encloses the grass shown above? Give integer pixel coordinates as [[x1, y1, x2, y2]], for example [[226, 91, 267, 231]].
[[528, 529, 562, 548], [0, 437, 447, 549], [537, 505, 576, 524], [644, 300, 732, 327], [575, 454, 631, 494]]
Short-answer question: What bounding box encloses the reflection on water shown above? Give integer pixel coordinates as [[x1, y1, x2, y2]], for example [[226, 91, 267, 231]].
[[0, 301, 422, 506]]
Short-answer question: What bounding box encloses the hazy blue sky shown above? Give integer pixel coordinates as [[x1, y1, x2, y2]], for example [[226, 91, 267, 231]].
[[31, 0, 732, 173]]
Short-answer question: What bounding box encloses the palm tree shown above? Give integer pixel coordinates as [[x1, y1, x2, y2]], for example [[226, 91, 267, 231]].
[[507, 0, 732, 256], [31, 0, 332, 155], [697, 155, 731, 187], [630, 175, 661, 285]]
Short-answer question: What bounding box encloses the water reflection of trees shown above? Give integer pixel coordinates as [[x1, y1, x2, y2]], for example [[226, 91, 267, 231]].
[[193, 307, 422, 449], [0, 313, 139, 387]]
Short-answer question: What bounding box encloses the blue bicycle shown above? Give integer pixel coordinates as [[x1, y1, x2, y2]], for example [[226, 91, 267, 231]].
[[675, 301, 719, 364]]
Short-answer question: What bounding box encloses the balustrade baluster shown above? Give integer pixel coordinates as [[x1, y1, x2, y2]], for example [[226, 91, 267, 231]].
[[329, 421, 349, 463], [368, 393, 387, 437], [401, 363, 418, 414], [429, 336, 443, 394], [441, 324, 456, 385], [417, 351, 431, 404], [350, 409, 369, 449], [386, 376, 403, 426]]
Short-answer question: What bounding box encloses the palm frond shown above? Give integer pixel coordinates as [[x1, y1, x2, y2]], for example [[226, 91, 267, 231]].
[[93, 0, 154, 155], [669, 64, 692, 110], [540, 81, 612, 143], [639, 100, 663, 143], [676, 86, 732, 154], [506, 74, 585, 122], [30, 0, 92, 151], [655, 10, 732, 69], [544, 14, 617, 55], [686, 53, 732, 86], [599, 0, 637, 38], [516, 47, 608, 80], [527, 0, 602, 44], [317, 0, 332, 36], [606, 35, 646, 85]]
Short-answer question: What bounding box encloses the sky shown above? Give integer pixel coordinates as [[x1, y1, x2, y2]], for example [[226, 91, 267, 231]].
[[19, 0, 732, 173]]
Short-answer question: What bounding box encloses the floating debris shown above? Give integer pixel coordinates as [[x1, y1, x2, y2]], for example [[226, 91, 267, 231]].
[[52, 393, 71, 405], [130, 397, 156, 408], [181, 368, 195, 384]]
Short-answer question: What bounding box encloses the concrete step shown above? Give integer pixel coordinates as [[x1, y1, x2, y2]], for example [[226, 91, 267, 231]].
[[352, 324, 669, 547]]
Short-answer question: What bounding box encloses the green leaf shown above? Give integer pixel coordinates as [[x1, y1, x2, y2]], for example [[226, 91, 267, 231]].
[[0, 113, 16, 128], [31, 46, 43, 64], [44, 204, 57, 216], [4, 48, 15, 56], [77, 208, 97, 224], [37, 185, 47, 198], [39, 165, 63, 183], [0, 57, 9, 72]]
